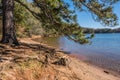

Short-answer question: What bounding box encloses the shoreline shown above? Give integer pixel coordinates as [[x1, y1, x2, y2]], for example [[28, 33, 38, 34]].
[[30, 36, 120, 79], [63, 55, 120, 80], [0, 36, 119, 80], [33, 36, 120, 78], [69, 53, 120, 78], [73, 53, 120, 78]]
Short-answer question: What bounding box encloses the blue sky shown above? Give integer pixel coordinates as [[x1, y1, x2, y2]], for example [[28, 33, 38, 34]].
[[28, 0, 32, 2], [66, 0, 120, 29], [77, 3, 120, 29], [28, 0, 120, 29]]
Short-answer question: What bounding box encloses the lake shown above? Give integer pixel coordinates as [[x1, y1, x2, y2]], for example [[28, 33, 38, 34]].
[[34, 33, 120, 75]]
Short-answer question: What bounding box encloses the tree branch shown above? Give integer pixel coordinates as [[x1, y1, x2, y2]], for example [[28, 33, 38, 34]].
[[15, 0, 41, 20]]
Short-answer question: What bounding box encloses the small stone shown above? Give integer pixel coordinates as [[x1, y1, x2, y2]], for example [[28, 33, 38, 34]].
[[104, 70, 109, 74]]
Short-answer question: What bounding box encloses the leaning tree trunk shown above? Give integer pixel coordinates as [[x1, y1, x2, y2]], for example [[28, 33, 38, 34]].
[[1, 0, 19, 45]]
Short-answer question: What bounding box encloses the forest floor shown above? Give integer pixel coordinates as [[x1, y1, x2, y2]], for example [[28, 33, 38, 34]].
[[0, 36, 120, 80]]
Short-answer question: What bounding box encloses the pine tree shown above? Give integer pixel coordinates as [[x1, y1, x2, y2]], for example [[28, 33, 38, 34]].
[[0, 0, 119, 45]]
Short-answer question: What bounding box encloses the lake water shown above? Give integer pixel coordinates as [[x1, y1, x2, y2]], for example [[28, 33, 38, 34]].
[[34, 33, 120, 75]]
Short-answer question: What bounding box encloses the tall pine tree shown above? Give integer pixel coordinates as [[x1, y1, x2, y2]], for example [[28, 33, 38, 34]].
[[0, 0, 119, 45]]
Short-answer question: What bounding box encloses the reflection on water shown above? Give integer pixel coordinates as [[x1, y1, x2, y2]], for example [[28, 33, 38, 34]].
[[34, 33, 120, 74]]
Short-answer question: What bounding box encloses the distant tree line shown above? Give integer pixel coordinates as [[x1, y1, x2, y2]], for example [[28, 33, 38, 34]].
[[83, 27, 120, 33]]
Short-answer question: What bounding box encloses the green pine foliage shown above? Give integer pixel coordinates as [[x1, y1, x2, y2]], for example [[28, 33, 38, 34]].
[[30, 0, 119, 44], [14, 0, 44, 37], [1, 0, 119, 44]]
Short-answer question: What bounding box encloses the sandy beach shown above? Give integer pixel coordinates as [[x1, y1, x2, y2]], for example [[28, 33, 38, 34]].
[[0, 37, 119, 80]]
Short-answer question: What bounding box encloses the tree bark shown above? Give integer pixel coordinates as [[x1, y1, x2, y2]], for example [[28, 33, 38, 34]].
[[1, 0, 19, 45]]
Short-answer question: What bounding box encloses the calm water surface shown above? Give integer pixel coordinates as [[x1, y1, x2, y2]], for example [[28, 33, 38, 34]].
[[35, 33, 120, 74]]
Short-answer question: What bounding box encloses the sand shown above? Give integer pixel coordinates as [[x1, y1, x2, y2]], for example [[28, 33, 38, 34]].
[[0, 37, 119, 80], [20, 37, 120, 80]]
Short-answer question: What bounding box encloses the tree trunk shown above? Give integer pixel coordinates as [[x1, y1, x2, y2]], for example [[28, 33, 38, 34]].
[[1, 0, 19, 45]]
